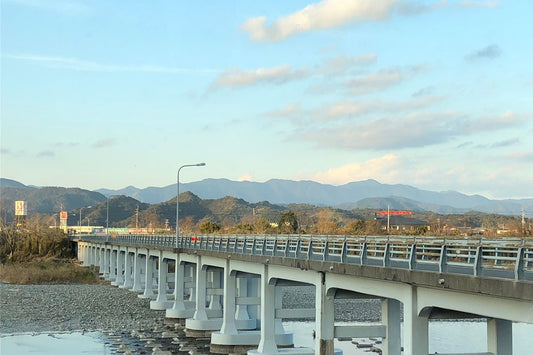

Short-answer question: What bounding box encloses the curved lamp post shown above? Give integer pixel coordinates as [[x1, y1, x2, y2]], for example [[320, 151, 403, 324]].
[[176, 163, 206, 247]]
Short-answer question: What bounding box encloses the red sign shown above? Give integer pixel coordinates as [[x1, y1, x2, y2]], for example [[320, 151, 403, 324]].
[[376, 210, 413, 215]]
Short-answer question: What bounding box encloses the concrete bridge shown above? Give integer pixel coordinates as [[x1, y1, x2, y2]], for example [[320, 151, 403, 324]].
[[73, 234, 533, 355]]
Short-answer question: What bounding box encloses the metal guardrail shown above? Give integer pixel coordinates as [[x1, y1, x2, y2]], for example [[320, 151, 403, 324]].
[[74, 234, 533, 282]]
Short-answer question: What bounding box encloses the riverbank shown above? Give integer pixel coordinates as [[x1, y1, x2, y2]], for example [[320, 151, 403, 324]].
[[0, 283, 165, 333]]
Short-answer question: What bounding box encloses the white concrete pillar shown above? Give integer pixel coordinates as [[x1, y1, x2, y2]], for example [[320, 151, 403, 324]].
[[150, 254, 171, 310], [103, 248, 110, 279], [114, 250, 124, 286], [403, 287, 428, 355], [315, 278, 335, 355], [167, 260, 188, 317], [236, 276, 251, 321], [256, 265, 277, 353], [141, 255, 154, 298], [220, 260, 238, 334], [109, 249, 117, 281], [131, 251, 143, 292], [381, 298, 401, 355], [99, 248, 105, 274], [122, 252, 133, 289], [209, 269, 222, 310], [193, 260, 209, 321], [487, 318, 513, 355], [86, 246, 92, 266]]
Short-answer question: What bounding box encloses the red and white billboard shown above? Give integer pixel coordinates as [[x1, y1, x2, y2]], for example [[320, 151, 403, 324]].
[[15, 201, 27, 216], [60, 211, 68, 227]]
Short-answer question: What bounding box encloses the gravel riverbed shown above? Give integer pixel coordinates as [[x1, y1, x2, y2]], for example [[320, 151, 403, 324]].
[[0, 283, 382, 354], [0, 283, 166, 334]]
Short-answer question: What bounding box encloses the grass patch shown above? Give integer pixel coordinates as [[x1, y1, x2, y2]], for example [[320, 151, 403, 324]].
[[0, 261, 101, 285]]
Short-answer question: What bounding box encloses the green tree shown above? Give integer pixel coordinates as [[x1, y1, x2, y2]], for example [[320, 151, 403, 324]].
[[278, 211, 299, 234]]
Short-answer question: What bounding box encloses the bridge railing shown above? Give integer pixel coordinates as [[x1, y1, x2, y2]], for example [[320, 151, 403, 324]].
[[74, 234, 533, 282]]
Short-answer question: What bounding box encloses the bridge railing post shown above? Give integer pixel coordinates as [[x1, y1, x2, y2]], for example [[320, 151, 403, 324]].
[[515, 247, 525, 281], [409, 243, 417, 270], [307, 240, 313, 260], [323, 240, 329, 261], [341, 239, 347, 263], [360, 242, 367, 265], [383, 243, 390, 267], [439, 245, 448, 273], [474, 246, 483, 276]]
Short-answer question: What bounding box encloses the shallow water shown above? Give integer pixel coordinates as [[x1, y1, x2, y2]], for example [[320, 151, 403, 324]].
[[0, 332, 116, 354], [2, 321, 533, 354]]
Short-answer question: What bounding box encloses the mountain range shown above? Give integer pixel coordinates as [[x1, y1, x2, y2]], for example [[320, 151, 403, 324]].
[[1, 177, 531, 216], [95, 178, 531, 215]]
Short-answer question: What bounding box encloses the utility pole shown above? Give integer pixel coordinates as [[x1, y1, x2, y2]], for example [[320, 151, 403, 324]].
[[135, 205, 139, 229], [387, 204, 390, 234], [522, 209, 526, 235]]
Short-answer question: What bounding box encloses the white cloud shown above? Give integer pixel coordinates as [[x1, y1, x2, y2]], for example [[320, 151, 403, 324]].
[[237, 173, 255, 182], [241, 0, 397, 42], [266, 96, 445, 125], [4, 54, 215, 73], [240, 0, 498, 42], [465, 110, 525, 133], [319, 54, 378, 76], [211, 65, 310, 89], [307, 154, 401, 185], [345, 65, 424, 95]]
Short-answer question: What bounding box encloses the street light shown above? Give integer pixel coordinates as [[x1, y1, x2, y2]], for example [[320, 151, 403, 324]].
[[176, 163, 206, 247]]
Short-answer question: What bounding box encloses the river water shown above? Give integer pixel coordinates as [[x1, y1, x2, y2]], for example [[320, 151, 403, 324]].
[[2, 321, 532, 354]]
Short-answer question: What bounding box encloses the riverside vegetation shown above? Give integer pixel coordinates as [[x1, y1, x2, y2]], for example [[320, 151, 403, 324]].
[[0, 223, 100, 284]]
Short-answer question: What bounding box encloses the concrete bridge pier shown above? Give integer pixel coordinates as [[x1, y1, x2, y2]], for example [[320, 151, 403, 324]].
[[131, 251, 143, 292], [488, 318, 512, 355], [166, 260, 196, 320], [121, 251, 133, 289], [381, 298, 401, 355], [103, 248, 110, 279], [139, 255, 155, 299], [112, 250, 124, 286], [108, 249, 117, 282], [403, 288, 429, 355], [211, 265, 275, 354], [185, 259, 224, 336], [150, 254, 174, 310], [97, 248, 103, 274]]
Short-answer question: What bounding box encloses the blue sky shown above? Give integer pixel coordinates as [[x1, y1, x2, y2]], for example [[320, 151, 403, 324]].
[[1, 0, 532, 199]]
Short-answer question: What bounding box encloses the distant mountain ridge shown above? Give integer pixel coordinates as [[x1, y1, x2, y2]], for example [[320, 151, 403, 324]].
[[96, 178, 532, 215], [2, 177, 531, 216]]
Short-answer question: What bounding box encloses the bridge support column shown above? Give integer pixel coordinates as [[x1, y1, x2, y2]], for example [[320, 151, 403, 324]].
[[86, 246, 92, 266], [236, 276, 251, 322], [487, 318, 513, 355], [98, 248, 104, 274], [316, 275, 335, 355], [193, 261, 208, 321], [403, 287, 428, 355], [109, 249, 117, 282], [103, 248, 110, 279], [209, 269, 222, 311], [220, 260, 238, 334], [151, 255, 170, 310], [140, 255, 154, 299], [249, 264, 277, 354], [381, 298, 401, 355], [122, 252, 133, 289], [167, 260, 195, 319], [113, 250, 124, 286], [131, 251, 143, 292]]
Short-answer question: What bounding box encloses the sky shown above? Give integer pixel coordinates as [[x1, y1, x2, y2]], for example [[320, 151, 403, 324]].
[[1, 0, 532, 200]]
